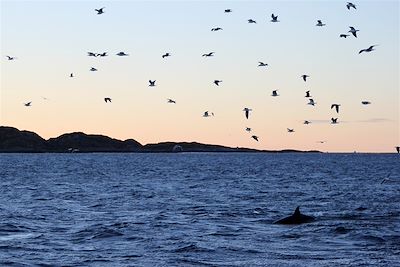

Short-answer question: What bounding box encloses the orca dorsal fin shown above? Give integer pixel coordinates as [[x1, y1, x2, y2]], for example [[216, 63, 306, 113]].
[[294, 206, 301, 216]]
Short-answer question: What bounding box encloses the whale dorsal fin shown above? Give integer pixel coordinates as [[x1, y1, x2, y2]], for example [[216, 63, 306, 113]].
[[294, 206, 301, 216]]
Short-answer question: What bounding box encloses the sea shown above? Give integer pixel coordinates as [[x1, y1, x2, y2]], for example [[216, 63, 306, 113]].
[[0, 153, 399, 266]]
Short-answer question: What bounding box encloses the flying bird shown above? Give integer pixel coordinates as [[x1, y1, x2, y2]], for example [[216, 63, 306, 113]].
[[308, 99, 316, 106], [271, 90, 279, 97], [251, 135, 259, 141], [70, 73, 74, 78], [90, 67, 97, 71], [203, 111, 214, 117], [248, 19, 257, 24], [304, 120, 311, 125], [287, 128, 295, 133], [346, 2, 356, 10], [316, 20, 326, 26], [243, 108, 252, 119], [301, 74, 309, 82], [162, 53, 171, 58], [116, 52, 129, 56], [271, 14, 279, 22], [331, 118, 338, 124], [305, 91, 311, 98], [87, 52, 97, 57], [211, 27, 223, 31], [340, 34, 350, 38], [348, 26, 359, 37], [167, 98, 176, 104], [224, 9, 232, 13], [97, 52, 107, 57], [214, 80, 222, 86], [202, 52, 214, 57], [361, 101, 371, 105], [317, 140, 327, 144], [104, 97, 112, 103], [6, 56, 16, 60], [149, 80, 156, 87], [95, 7, 105, 15], [258, 62, 268, 67], [331, 104, 341, 113], [24, 102, 32, 107], [359, 45, 377, 54], [245, 127, 252, 132]]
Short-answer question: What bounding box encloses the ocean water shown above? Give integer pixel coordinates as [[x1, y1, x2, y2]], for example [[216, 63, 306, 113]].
[[0, 153, 399, 266]]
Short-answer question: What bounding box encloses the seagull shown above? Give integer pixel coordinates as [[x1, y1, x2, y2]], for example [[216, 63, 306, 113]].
[[90, 67, 97, 71], [87, 52, 97, 57], [95, 7, 105, 15], [248, 19, 257, 24], [203, 111, 214, 117], [396, 146, 400, 153], [258, 62, 268, 67], [359, 45, 377, 54], [70, 73, 74, 78], [331, 118, 338, 124], [211, 27, 223, 31], [162, 53, 171, 58], [340, 34, 350, 38], [243, 108, 252, 119], [287, 128, 295, 133], [251, 135, 259, 141], [348, 26, 359, 37], [346, 2, 356, 10], [116, 52, 129, 56], [361, 101, 371, 105], [271, 90, 279, 97], [245, 127, 252, 132], [214, 80, 222, 86], [167, 98, 176, 104], [104, 97, 112, 103], [24, 102, 32, 107], [97, 52, 107, 57], [301, 74, 309, 82], [331, 104, 341, 113], [305, 91, 311, 98], [149, 80, 156, 87], [271, 14, 279, 22], [316, 20, 326, 26], [202, 52, 214, 57], [304, 120, 311, 125], [224, 9, 232, 13], [308, 99, 316, 106], [6, 56, 16, 60]]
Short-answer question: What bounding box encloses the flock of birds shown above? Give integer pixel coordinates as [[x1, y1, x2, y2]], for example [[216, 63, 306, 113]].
[[4, 2, 399, 152]]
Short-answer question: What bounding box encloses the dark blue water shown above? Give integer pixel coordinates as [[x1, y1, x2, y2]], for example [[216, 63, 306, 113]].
[[0, 153, 399, 266]]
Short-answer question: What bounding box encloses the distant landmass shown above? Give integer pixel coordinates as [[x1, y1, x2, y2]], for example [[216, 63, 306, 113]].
[[0, 126, 321, 153]]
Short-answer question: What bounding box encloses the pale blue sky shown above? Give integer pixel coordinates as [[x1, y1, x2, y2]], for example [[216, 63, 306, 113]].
[[1, 0, 399, 152]]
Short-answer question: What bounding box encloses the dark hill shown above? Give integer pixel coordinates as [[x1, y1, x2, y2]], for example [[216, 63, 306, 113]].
[[0, 126, 49, 152]]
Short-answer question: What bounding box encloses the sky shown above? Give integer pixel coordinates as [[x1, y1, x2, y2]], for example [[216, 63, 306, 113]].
[[1, 0, 399, 152]]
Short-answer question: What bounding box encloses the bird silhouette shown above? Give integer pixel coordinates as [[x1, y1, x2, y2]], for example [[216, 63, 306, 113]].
[[305, 91, 311, 98], [359, 45, 377, 54], [214, 80, 222, 86], [301, 74, 309, 82], [202, 52, 214, 57], [116, 52, 129, 56], [331, 118, 338, 124], [97, 52, 107, 57], [308, 99, 316, 106], [70, 73, 74, 78], [361, 101, 371, 105], [251, 135, 259, 141], [104, 97, 112, 103], [162, 53, 171, 58], [167, 98, 176, 104], [331, 104, 341, 113], [149, 80, 156, 87], [95, 7, 105, 14], [87, 52, 97, 57], [287, 128, 295, 133], [24, 102, 32, 107], [203, 111, 214, 117], [224, 9, 232, 13], [245, 127, 252, 132], [271, 14, 279, 22], [90, 67, 97, 71], [248, 19, 256, 24], [211, 27, 223, 31], [243, 108, 252, 119], [349, 26, 359, 37], [258, 62, 268, 67], [346, 2, 356, 10], [304, 120, 311, 125], [316, 20, 326, 26], [6, 56, 16, 60], [340, 34, 350, 38], [271, 90, 279, 97]]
